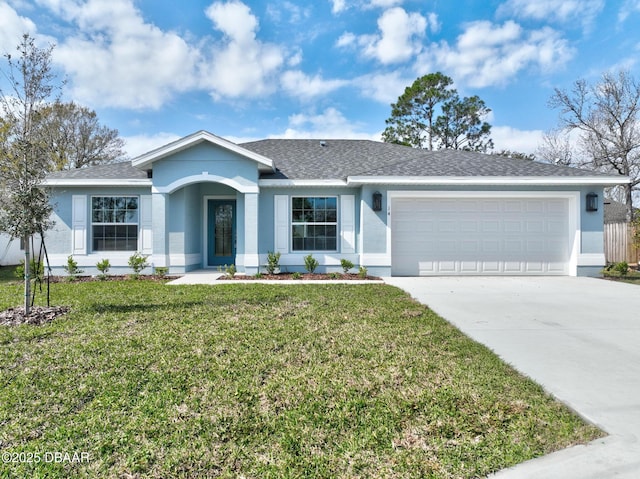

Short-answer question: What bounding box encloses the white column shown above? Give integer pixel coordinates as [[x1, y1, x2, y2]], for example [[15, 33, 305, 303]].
[[243, 192, 260, 273], [151, 192, 168, 268]]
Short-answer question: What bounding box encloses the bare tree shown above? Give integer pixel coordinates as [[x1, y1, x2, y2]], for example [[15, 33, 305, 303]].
[[0, 34, 59, 313], [536, 129, 576, 167], [35, 101, 126, 170], [549, 70, 640, 220]]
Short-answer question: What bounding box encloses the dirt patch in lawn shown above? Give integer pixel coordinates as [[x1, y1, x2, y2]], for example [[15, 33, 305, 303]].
[[0, 306, 70, 326]]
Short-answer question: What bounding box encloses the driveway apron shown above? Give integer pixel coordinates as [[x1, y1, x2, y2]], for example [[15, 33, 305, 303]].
[[385, 276, 640, 479]]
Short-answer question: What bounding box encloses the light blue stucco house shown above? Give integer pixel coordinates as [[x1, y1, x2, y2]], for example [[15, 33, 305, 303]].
[[44, 130, 626, 277]]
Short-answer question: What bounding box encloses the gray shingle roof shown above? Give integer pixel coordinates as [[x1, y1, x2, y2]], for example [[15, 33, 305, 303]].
[[47, 161, 148, 180], [46, 138, 622, 182], [241, 139, 615, 180]]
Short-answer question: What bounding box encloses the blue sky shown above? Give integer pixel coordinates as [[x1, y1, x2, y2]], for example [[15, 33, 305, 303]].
[[1, 0, 639, 158]]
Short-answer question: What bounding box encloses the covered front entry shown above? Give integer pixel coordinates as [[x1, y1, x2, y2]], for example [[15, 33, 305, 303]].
[[207, 199, 236, 267], [391, 194, 575, 276]]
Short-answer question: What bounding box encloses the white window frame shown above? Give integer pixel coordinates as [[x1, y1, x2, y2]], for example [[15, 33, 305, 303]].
[[291, 196, 339, 252], [90, 195, 140, 252]]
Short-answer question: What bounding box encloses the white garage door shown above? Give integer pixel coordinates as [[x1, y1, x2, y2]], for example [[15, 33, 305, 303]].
[[391, 197, 571, 276]]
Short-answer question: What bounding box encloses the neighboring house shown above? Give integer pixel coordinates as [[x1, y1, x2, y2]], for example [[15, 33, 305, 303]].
[[0, 235, 42, 266], [43, 130, 627, 277]]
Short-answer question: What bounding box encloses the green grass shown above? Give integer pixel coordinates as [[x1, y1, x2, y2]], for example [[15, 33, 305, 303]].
[[0, 281, 602, 478]]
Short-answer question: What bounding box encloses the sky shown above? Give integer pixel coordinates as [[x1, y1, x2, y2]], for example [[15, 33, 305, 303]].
[[1, 0, 639, 159]]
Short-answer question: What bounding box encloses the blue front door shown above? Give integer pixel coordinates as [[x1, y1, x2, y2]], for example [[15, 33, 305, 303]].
[[207, 200, 236, 267]]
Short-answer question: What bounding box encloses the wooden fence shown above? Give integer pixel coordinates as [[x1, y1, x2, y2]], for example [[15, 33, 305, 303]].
[[604, 222, 637, 264]]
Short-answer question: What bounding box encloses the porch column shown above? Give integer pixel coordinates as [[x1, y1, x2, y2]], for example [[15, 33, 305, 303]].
[[152, 192, 169, 268], [244, 192, 259, 274]]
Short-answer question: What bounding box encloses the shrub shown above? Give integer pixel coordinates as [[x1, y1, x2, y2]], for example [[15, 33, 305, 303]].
[[63, 255, 83, 281], [224, 264, 236, 278], [266, 251, 281, 274], [155, 266, 169, 278], [614, 261, 629, 276], [340, 259, 354, 274], [15, 259, 45, 281], [128, 252, 149, 278], [358, 266, 368, 279], [96, 258, 111, 280], [328, 272, 341, 279], [292, 272, 302, 280], [254, 272, 263, 279], [304, 254, 319, 274]]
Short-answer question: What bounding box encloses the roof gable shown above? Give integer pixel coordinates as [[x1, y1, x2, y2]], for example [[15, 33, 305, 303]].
[[132, 130, 274, 173]]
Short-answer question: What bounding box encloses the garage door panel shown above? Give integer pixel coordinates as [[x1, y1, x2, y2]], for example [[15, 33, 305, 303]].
[[391, 197, 571, 276]]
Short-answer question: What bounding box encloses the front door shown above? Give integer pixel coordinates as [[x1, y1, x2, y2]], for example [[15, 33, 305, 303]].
[[207, 199, 236, 267]]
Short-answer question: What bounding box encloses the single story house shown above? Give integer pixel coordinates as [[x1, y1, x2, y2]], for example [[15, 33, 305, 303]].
[[43, 130, 627, 277]]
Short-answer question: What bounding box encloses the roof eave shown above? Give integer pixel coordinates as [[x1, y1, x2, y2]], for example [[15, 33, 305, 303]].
[[44, 179, 153, 187], [131, 130, 275, 172], [346, 175, 630, 186]]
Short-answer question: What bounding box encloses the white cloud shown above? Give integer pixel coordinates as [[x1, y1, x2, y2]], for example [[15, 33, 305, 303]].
[[329, 0, 346, 14], [201, 1, 285, 99], [0, 3, 37, 53], [417, 21, 574, 88], [281, 70, 349, 99], [123, 132, 181, 158], [491, 125, 544, 154], [619, 0, 640, 22], [46, 0, 199, 109], [498, 0, 604, 30], [338, 7, 428, 65], [279, 107, 380, 140], [356, 71, 412, 104], [368, 0, 403, 8]]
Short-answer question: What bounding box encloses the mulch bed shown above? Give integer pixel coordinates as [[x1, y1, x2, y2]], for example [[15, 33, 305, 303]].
[[47, 275, 178, 283], [219, 273, 382, 281], [0, 306, 70, 326]]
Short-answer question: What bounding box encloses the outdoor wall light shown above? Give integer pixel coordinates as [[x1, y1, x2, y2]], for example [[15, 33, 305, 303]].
[[586, 192, 598, 212], [372, 191, 383, 211]]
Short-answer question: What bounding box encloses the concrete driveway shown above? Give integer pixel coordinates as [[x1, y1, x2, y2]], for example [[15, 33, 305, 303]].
[[385, 276, 640, 479]]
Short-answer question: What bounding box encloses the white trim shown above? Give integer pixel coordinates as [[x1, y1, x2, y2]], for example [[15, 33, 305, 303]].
[[139, 195, 153, 254], [348, 175, 628, 186], [154, 173, 259, 194], [259, 179, 349, 187], [577, 253, 606, 266], [203, 195, 236, 269], [132, 130, 274, 171], [44, 179, 152, 187], [387, 190, 581, 276]]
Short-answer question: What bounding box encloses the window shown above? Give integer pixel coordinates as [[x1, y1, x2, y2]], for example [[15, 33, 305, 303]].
[[92, 196, 139, 251], [292, 197, 337, 251]]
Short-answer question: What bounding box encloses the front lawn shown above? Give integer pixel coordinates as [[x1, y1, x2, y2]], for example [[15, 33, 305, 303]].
[[0, 281, 602, 478]]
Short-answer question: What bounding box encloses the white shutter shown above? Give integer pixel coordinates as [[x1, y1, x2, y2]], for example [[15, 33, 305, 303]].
[[274, 195, 289, 254], [340, 195, 355, 254], [139, 195, 153, 254], [72, 195, 87, 255]]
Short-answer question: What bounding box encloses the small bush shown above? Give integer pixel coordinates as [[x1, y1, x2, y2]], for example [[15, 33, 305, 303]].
[[266, 251, 281, 274], [614, 261, 629, 276], [15, 259, 45, 281], [155, 266, 168, 278], [254, 272, 263, 279], [340, 259, 354, 274], [96, 258, 111, 280], [128, 252, 149, 278], [328, 272, 341, 279], [304, 254, 319, 274], [224, 264, 236, 278], [292, 272, 303, 280], [63, 255, 84, 281], [358, 266, 368, 279]]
